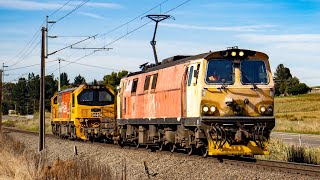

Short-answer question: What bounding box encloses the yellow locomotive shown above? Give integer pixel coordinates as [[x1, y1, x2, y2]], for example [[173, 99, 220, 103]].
[[51, 84, 115, 141]]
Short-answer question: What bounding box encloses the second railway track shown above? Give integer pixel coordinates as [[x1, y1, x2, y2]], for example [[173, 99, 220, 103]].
[[3, 127, 320, 177]]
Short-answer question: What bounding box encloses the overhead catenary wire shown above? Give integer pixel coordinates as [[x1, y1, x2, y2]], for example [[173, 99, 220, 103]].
[[6, 0, 89, 82], [56, 0, 90, 23], [10, 0, 191, 82], [48, 34, 98, 56], [48, 0, 73, 17], [7, 60, 56, 71], [47, 0, 170, 63], [52, 0, 192, 74], [60, 59, 124, 72], [6, 0, 74, 67]]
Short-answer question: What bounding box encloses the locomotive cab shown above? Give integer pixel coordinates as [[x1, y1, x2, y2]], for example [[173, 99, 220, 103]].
[[51, 84, 116, 141], [188, 48, 275, 155]]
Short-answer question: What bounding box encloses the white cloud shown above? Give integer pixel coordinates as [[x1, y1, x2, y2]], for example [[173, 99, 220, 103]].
[[78, 12, 104, 20], [85, 2, 122, 9], [0, 0, 62, 10], [160, 23, 275, 32], [203, 2, 267, 9], [0, 0, 122, 11], [238, 34, 320, 43]]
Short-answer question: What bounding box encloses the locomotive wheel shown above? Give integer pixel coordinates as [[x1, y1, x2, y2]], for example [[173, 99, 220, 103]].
[[187, 146, 195, 156], [52, 125, 55, 135], [134, 140, 140, 148], [201, 146, 208, 158], [169, 144, 176, 153], [117, 140, 124, 148], [159, 142, 166, 151], [58, 125, 61, 137]]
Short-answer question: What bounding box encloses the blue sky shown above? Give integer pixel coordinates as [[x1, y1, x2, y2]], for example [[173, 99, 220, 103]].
[[0, 0, 320, 86]]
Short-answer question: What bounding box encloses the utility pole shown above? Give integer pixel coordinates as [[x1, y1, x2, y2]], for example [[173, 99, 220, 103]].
[[58, 59, 61, 92], [2, 63, 8, 83], [39, 26, 46, 152], [57, 58, 66, 92], [145, 14, 174, 65], [0, 69, 2, 132]]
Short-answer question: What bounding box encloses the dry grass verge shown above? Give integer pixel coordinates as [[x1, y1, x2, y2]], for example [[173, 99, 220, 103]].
[[274, 94, 320, 134], [3, 112, 52, 134], [0, 133, 113, 180], [257, 138, 320, 165]]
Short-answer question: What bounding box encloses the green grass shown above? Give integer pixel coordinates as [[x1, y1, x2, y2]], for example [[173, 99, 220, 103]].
[[274, 94, 320, 134], [257, 138, 320, 165], [2, 112, 52, 134]]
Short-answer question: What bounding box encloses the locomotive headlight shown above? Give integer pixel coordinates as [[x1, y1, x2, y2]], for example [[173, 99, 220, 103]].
[[239, 51, 244, 57], [231, 51, 237, 57], [202, 105, 209, 113], [260, 106, 267, 114], [210, 106, 216, 113]]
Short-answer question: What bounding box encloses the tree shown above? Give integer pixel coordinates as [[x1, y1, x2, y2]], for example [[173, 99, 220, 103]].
[[274, 64, 310, 96], [103, 70, 128, 91], [27, 73, 40, 113], [45, 74, 58, 111], [74, 74, 86, 86], [288, 83, 311, 95], [93, 79, 99, 86], [274, 64, 292, 81], [60, 72, 70, 87], [12, 78, 29, 115], [274, 64, 292, 95]]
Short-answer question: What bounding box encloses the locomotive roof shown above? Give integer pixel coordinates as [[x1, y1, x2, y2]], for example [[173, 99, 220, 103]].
[[127, 52, 211, 77], [58, 87, 77, 94], [127, 48, 267, 77]]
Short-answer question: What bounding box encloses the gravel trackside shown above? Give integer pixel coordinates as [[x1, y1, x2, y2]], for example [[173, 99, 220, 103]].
[[8, 132, 314, 180]]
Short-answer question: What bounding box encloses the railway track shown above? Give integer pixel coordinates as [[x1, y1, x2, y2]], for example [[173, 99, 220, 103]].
[[3, 127, 320, 177]]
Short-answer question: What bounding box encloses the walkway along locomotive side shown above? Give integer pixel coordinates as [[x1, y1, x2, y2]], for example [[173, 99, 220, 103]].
[[115, 47, 275, 157], [51, 84, 116, 141]]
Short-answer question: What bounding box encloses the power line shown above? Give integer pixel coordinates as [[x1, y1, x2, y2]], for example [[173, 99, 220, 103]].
[[49, 0, 192, 74], [6, 0, 74, 67], [6, 60, 55, 71], [61, 59, 124, 71], [10, 39, 41, 67], [10, 0, 191, 82], [6, 24, 43, 66], [49, 0, 73, 17], [51, 0, 170, 65], [56, 0, 90, 23], [48, 34, 98, 56], [99, 0, 169, 38]]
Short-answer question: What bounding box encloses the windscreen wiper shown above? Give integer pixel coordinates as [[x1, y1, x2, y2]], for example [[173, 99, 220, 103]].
[[243, 74, 258, 90], [218, 79, 228, 90]]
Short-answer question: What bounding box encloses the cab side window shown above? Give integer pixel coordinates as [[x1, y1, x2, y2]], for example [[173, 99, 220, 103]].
[[131, 78, 138, 95], [144, 76, 151, 91], [53, 96, 57, 104], [151, 74, 158, 90], [188, 66, 194, 86]]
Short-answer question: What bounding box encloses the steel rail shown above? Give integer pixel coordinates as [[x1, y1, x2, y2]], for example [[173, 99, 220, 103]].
[[3, 127, 320, 177]]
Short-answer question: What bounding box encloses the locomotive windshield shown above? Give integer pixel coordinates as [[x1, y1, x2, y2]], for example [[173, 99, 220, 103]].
[[78, 89, 114, 106], [206, 59, 233, 84], [241, 60, 268, 84]]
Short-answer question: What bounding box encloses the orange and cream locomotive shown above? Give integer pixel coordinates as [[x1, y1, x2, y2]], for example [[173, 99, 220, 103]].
[[115, 47, 275, 156]]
